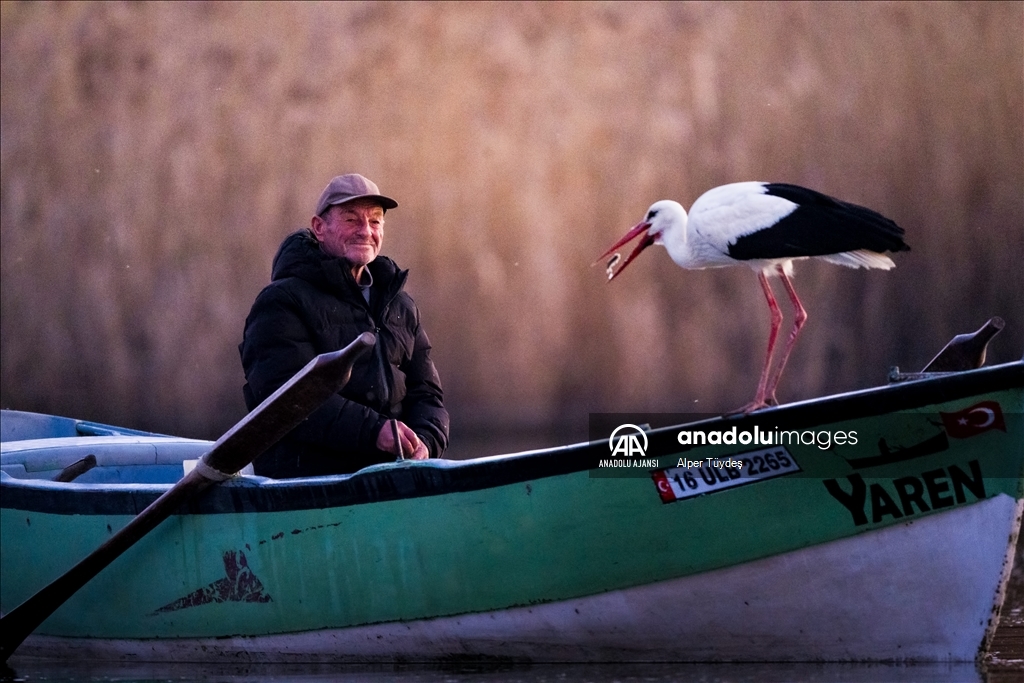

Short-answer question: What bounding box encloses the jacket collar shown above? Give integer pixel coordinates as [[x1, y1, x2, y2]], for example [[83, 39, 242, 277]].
[[271, 229, 408, 305]]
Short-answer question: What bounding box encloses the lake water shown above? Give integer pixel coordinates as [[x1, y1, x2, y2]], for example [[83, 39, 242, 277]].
[[0, 660, 1013, 683]]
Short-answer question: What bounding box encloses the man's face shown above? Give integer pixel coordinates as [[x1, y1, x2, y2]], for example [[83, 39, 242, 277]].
[[311, 199, 385, 269]]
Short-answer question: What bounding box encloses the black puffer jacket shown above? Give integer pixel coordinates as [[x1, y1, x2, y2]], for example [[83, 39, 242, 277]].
[[239, 230, 449, 477]]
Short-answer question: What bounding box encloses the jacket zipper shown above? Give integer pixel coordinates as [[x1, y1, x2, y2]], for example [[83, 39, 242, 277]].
[[362, 267, 406, 414], [366, 310, 391, 411]]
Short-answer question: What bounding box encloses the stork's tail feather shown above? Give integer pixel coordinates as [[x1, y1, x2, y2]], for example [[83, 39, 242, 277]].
[[821, 250, 897, 270]]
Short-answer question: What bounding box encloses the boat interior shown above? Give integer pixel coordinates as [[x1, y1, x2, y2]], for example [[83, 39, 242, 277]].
[[0, 409, 575, 494], [0, 410, 218, 484]]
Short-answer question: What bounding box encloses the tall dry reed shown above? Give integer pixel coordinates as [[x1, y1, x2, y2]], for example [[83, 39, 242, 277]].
[[2, 2, 1021, 453]]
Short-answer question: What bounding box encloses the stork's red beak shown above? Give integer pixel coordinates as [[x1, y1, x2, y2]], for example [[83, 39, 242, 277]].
[[596, 221, 655, 281]]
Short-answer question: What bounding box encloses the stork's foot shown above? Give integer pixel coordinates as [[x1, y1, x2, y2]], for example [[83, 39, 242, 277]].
[[724, 400, 771, 416], [724, 393, 779, 416]]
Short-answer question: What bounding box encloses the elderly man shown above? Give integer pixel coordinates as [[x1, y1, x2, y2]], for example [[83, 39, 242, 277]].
[[239, 174, 449, 477]]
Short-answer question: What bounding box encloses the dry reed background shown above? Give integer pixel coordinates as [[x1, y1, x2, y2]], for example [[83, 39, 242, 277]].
[[1, 1, 1022, 455]]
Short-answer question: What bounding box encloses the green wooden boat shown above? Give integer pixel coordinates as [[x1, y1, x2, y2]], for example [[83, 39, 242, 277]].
[[1, 361, 1021, 663]]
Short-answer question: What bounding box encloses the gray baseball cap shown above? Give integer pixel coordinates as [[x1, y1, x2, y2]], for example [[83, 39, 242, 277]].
[[314, 174, 398, 216]]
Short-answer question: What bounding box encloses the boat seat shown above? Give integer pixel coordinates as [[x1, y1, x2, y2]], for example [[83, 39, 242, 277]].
[[1, 435, 214, 484]]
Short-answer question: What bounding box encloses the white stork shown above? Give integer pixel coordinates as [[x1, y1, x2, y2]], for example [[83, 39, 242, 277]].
[[599, 182, 910, 413]]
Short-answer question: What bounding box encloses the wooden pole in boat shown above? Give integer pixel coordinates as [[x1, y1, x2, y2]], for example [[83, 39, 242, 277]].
[[0, 332, 375, 662]]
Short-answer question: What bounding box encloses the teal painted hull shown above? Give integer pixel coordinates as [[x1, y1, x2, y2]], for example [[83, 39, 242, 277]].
[[2, 362, 1022, 661]]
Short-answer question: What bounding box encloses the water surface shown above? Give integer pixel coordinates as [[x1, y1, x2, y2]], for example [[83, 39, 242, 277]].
[[1, 660, 1009, 683]]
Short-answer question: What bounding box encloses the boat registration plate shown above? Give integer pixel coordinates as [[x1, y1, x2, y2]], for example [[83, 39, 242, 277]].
[[651, 447, 801, 503]]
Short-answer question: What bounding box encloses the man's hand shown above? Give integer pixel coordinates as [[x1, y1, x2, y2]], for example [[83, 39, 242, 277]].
[[376, 419, 428, 460]]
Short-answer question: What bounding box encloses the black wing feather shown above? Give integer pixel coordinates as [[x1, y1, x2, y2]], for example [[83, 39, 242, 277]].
[[728, 183, 910, 261]]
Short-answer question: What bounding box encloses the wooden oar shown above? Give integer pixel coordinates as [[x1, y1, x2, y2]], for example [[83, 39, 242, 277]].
[[0, 332, 375, 662], [53, 454, 97, 483]]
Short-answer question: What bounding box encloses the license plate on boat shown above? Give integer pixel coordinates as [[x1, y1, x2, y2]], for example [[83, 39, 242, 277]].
[[651, 447, 801, 503]]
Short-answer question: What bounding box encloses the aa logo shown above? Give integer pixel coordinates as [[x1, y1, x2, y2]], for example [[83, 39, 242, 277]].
[[608, 424, 648, 458]]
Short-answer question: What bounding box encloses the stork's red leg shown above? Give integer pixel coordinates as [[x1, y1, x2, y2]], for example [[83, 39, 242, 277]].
[[733, 271, 782, 414], [764, 265, 807, 404]]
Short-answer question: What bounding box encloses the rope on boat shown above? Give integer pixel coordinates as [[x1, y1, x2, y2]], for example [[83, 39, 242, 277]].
[[193, 458, 235, 482]]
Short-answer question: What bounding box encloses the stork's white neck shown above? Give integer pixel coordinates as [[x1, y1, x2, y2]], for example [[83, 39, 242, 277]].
[[661, 212, 690, 265], [647, 200, 694, 268]]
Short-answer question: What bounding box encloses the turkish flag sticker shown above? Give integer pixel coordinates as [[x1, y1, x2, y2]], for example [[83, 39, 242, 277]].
[[940, 401, 1007, 439], [651, 470, 676, 503]]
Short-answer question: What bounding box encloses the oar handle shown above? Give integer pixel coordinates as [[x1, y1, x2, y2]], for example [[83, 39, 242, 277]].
[[0, 333, 375, 662], [392, 419, 405, 461]]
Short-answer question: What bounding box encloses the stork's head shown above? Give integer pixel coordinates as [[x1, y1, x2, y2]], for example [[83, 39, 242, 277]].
[[597, 200, 686, 280]]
